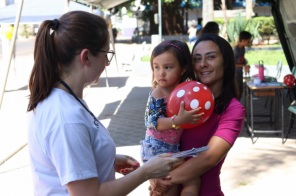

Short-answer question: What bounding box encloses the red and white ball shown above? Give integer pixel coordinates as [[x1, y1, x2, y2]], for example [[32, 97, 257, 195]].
[[283, 74, 295, 87], [167, 81, 215, 129]]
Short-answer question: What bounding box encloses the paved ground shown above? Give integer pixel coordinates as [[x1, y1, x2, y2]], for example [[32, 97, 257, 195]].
[[0, 39, 296, 196]]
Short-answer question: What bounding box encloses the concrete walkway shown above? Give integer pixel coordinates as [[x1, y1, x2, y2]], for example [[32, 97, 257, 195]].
[[0, 40, 296, 196]]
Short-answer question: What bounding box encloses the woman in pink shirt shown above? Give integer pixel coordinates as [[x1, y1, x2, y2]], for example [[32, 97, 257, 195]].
[[150, 34, 245, 196]]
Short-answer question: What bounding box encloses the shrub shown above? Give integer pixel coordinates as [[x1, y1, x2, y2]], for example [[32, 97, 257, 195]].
[[215, 15, 276, 45]]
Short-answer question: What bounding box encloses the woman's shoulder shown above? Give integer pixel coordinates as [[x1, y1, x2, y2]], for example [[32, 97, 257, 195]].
[[227, 98, 245, 108], [225, 98, 245, 115], [41, 88, 88, 119]]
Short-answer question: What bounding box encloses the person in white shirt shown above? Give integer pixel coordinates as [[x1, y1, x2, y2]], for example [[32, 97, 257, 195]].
[[187, 21, 198, 45], [27, 10, 181, 196]]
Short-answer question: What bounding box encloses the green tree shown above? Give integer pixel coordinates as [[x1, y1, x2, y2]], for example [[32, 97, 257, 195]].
[[258, 17, 276, 44], [112, 0, 258, 36], [140, 0, 195, 35], [113, 0, 198, 35]]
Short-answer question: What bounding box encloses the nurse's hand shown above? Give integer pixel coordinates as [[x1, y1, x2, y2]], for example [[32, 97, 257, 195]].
[[115, 154, 140, 175]]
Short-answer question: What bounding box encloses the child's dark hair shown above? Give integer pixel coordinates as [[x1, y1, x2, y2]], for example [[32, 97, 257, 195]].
[[150, 40, 195, 88], [239, 31, 252, 41]]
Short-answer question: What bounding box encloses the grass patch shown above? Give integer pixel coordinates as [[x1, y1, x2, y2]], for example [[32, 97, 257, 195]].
[[245, 49, 288, 66]]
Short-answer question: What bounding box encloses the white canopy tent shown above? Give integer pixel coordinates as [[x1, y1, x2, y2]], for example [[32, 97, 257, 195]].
[[0, 0, 128, 110], [74, 0, 130, 10], [0, 0, 131, 166], [0, 0, 95, 24]]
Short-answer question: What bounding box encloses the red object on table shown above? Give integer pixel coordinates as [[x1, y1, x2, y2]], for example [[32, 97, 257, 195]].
[[167, 81, 215, 129], [283, 74, 295, 87]]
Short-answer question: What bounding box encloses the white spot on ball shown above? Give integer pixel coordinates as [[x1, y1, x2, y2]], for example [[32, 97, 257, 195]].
[[190, 99, 199, 109], [193, 86, 200, 92], [177, 90, 185, 97], [205, 101, 211, 110]]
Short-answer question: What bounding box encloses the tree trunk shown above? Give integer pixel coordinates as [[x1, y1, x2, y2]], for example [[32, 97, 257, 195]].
[[221, 0, 228, 39], [245, 0, 253, 19], [203, 0, 214, 26]]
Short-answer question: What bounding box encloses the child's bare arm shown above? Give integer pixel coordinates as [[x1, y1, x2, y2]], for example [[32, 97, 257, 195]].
[[180, 178, 201, 196], [156, 102, 203, 131]]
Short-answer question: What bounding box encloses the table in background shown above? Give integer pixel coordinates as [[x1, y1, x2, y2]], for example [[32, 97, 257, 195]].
[[245, 81, 285, 143]]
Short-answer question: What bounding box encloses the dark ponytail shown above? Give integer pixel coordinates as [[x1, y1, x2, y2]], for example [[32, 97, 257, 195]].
[[28, 20, 60, 111]]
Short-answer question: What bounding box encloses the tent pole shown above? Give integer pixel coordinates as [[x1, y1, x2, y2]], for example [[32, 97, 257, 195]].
[[158, 0, 162, 42], [0, 0, 24, 110]]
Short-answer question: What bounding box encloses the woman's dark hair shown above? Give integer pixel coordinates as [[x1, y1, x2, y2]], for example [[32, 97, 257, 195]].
[[27, 11, 109, 111], [150, 40, 195, 88], [192, 34, 237, 114]]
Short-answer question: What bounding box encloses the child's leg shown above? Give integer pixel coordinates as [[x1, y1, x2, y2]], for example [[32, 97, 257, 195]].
[[180, 178, 201, 196]]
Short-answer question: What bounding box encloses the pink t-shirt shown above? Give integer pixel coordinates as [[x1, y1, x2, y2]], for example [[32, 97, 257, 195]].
[[180, 98, 245, 196]]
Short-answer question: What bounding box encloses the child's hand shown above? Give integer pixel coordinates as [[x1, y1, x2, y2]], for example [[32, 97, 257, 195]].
[[176, 101, 204, 125], [115, 154, 140, 175]]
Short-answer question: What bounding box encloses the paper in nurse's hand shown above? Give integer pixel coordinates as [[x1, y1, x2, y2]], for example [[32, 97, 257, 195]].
[[171, 146, 209, 158]]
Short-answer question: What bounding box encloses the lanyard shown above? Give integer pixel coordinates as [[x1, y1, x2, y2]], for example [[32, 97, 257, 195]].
[[59, 80, 100, 128]]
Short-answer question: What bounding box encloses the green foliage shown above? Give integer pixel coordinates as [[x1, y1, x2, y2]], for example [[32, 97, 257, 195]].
[[213, 18, 225, 26], [112, 0, 277, 40], [164, 0, 175, 3], [221, 16, 276, 44], [20, 24, 31, 38], [248, 20, 261, 38], [190, 0, 202, 8], [233, 13, 250, 35], [226, 13, 252, 43], [254, 17, 277, 44], [227, 21, 236, 43]]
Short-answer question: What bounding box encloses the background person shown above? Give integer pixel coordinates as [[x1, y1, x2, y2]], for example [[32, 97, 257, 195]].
[[112, 26, 118, 41], [0, 24, 15, 64], [149, 34, 245, 196], [233, 31, 252, 100], [141, 40, 204, 195], [187, 21, 197, 45], [26, 11, 181, 196], [199, 21, 220, 35]]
